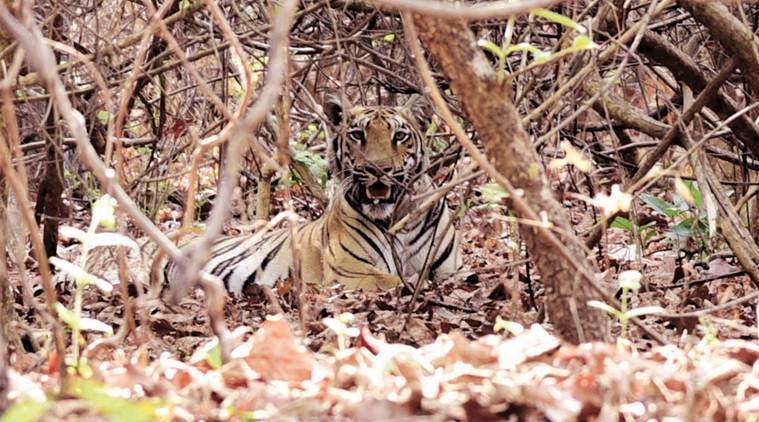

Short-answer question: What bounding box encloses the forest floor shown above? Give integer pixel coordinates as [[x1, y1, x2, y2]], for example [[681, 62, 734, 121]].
[[4, 182, 759, 420]]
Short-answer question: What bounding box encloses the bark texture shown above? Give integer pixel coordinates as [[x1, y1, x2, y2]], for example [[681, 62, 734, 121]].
[[414, 15, 609, 343], [678, 0, 759, 98], [0, 15, 11, 413], [638, 31, 759, 159]]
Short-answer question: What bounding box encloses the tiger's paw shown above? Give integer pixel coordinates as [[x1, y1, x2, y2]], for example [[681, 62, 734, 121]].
[[340, 274, 401, 291]]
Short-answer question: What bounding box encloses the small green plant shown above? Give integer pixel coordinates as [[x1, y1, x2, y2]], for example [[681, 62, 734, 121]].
[[50, 194, 138, 370], [371, 32, 396, 48], [697, 316, 719, 346], [641, 180, 709, 247], [290, 139, 329, 189], [478, 8, 598, 83], [478, 182, 509, 204], [610, 216, 658, 249], [493, 316, 524, 336], [588, 270, 663, 339]]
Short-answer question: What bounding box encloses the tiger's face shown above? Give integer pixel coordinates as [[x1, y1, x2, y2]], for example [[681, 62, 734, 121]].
[[325, 96, 427, 221]]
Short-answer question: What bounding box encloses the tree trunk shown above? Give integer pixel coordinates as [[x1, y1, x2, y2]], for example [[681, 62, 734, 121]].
[[413, 15, 609, 343], [0, 13, 11, 412], [34, 11, 67, 260]]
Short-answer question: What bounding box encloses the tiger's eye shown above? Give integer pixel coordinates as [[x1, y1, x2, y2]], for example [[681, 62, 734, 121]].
[[393, 131, 409, 144], [348, 129, 365, 144]]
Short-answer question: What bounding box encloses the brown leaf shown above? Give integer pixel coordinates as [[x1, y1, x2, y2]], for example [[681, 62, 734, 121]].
[[244, 315, 316, 382]]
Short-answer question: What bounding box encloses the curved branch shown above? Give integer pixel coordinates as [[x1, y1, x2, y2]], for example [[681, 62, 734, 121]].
[[367, 0, 564, 20]]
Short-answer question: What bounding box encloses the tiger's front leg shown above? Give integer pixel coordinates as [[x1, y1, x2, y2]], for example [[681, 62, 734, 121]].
[[320, 200, 403, 291]]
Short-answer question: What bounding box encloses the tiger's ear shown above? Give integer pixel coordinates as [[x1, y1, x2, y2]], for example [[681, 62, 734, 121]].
[[398, 94, 431, 128], [323, 92, 352, 126], [399, 94, 423, 114]]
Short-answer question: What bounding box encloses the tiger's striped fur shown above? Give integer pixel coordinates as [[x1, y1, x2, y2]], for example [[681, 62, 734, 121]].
[[165, 96, 461, 294]]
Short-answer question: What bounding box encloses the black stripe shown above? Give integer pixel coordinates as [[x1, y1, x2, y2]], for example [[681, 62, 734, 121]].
[[410, 204, 437, 244], [214, 230, 286, 279], [260, 236, 287, 271], [340, 223, 374, 257], [212, 237, 246, 257], [410, 231, 434, 258], [431, 234, 455, 273], [340, 240, 374, 265], [345, 221, 391, 271], [329, 263, 368, 278], [241, 236, 287, 292]]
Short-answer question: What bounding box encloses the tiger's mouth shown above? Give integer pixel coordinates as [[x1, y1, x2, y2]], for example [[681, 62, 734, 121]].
[[366, 180, 392, 201]]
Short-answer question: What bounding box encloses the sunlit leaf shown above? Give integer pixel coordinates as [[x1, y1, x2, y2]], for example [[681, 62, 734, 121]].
[[70, 378, 163, 422], [477, 39, 504, 57], [624, 306, 664, 319], [592, 185, 632, 217], [208, 338, 223, 369], [96, 110, 110, 124], [618, 270, 642, 291], [532, 49, 552, 64], [55, 302, 79, 330], [571, 34, 598, 50], [93, 195, 118, 229], [87, 233, 139, 250], [610, 216, 633, 232], [79, 317, 114, 335], [59, 226, 88, 241], [641, 193, 680, 218], [494, 316, 524, 335], [531, 8, 587, 33], [49, 258, 113, 293], [549, 141, 592, 172], [675, 177, 695, 206], [587, 300, 619, 316], [0, 400, 51, 422], [478, 182, 509, 203]]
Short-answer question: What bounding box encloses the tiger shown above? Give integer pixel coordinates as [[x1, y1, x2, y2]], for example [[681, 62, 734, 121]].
[[163, 95, 462, 295]]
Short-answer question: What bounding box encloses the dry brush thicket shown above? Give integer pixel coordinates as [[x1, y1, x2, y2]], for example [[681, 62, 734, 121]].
[[0, 0, 758, 420]]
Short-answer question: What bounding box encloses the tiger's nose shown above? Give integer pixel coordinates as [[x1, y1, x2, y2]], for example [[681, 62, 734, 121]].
[[365, 163, 394, 177]]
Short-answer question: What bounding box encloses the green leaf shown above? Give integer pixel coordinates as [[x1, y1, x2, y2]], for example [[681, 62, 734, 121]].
[[70, 378, 163, 422], [587, 300, 619, 316], [610, 216, 633, 232], [179, 0, 191, 12], [532, 49, 552, 64], [494, 316, 524, 335], [685, 180, 703, 208], [531, 8, 587, 33], [207, 338, 223, 369], [425, 120, 439, 137], [571, 35, 598, 50], [477, 39, 504, 58], [93, 195, 118, 229], [382, 33, 395, 43], [0, 400, 51, 422], [478, 182, 509, 203], [78, 358, 94, 378], [672, 219, 695, 238], [641, 193, 680, 218], [55, 302, 79, 330], [96, 110, 110, 124]]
